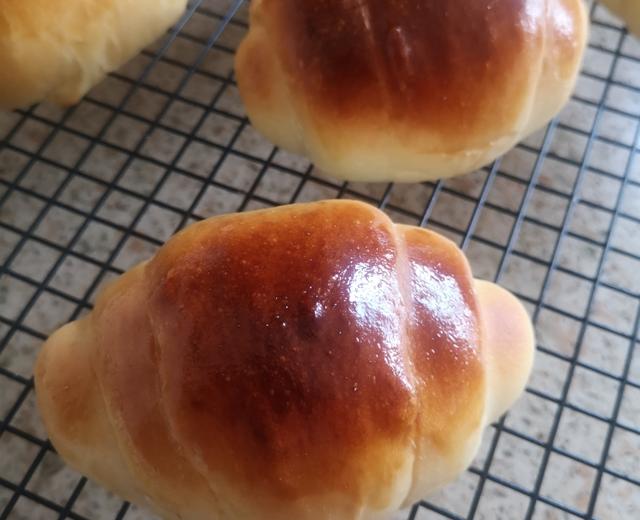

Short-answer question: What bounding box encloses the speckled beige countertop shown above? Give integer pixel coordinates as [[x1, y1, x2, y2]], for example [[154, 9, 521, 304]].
[[1, 1, 640, 519]]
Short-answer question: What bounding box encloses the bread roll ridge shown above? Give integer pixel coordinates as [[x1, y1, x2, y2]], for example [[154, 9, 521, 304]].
[[90, 264, 227, 520]]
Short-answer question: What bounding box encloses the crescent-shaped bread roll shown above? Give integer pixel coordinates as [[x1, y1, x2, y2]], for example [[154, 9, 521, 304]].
[[601, 0, 640, 35], [35, 201, 534, 520], [235, 0, 588, 182], [0, 0, 187, 110]]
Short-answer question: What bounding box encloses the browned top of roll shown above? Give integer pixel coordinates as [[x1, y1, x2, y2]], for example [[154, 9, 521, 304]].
[[248, 0, 583, 151], [125, 201, 485, 502]]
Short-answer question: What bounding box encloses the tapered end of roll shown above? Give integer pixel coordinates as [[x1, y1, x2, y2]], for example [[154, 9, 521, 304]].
[[35, 320, 96, 453], [34, 319, 142, 504], [474, 280, 535, 423]]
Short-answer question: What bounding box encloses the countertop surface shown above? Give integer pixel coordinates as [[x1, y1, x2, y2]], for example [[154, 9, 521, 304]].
[[1, 1, 639, 519]]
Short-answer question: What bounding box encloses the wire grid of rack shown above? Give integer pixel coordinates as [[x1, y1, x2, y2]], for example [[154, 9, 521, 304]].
[[0, 0, 639, 519]]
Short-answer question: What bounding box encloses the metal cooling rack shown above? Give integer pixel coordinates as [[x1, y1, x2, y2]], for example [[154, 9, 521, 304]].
[[1, 0, 639, 519]]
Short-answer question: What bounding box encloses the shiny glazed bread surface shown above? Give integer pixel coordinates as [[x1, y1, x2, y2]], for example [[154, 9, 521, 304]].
[[35, 201, 534, 520]]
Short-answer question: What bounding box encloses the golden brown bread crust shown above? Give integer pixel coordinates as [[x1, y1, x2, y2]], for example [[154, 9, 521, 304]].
[[35, 201, 534, 519], [274, 0, 539, 146], [0, 0, 187, 110], [147, 203, 420, 505], [236, 0, 588, 182], [400, 226, 485, 450], [94, 265, 221, 519]]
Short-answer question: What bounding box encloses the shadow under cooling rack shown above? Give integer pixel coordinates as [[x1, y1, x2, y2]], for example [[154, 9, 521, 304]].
[[1, 1, 640, 519]]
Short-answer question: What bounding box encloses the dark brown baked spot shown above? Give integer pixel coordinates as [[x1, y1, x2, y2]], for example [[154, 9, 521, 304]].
[[269, 0, 543, 142]]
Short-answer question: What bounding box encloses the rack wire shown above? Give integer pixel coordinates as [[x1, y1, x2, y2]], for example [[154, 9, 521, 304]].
[[1, 0, 639, 518]]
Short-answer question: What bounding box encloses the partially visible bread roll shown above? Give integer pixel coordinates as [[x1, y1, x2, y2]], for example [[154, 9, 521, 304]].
[[0, 0, 187, 110], [601, 0, 640, 35], [35, 200, 534, 520], [236, 0, 588, 182]]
